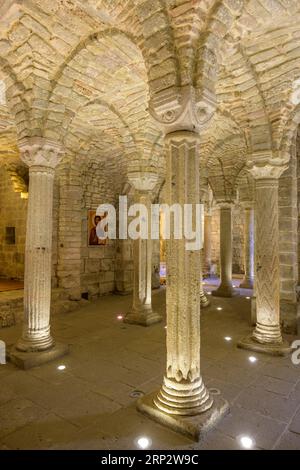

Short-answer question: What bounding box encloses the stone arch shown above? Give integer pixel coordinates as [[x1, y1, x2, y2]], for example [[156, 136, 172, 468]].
[[0, 59, 30, 143]]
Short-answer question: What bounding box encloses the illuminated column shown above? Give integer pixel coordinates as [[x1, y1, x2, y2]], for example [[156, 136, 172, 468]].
[[137, 87, 228, 440], [200, 250, 210, 308], [10, 139, 68, 369], [240, 203, 254, 289], [153, 130, 212, 415], [124, 171, 162, 326], [238, 155, 291, 355], [212, 203, 236, 298], [203, 212, 212, 275]]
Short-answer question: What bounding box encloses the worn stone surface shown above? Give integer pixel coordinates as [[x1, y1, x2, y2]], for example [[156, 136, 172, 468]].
[[0, 288, 298, 450]]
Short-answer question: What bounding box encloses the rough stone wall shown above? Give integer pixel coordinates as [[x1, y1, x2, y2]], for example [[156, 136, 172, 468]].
[[0, 166, 27, 279], [81, 160, 116, 299]]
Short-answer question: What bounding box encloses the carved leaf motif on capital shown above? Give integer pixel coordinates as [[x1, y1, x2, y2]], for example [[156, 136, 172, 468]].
[[20, 143, 64, 169], [247, 153, 289, 180]]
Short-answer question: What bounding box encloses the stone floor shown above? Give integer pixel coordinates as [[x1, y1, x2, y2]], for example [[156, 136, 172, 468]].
[[0, 282, 299, 450]]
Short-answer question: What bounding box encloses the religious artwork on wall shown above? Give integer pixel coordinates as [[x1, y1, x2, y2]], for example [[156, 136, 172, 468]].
[[88, 210, 108, 246]]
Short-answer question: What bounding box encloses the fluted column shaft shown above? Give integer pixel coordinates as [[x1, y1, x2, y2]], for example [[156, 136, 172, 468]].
[[200, 250, 210, 308], [253, 178, 282, 343], [133, 191, 153, 313], [17, 166, 55, 351], [212, 204, 235, 298], [240, 205, 254, 289], [203, 213, 212, 275], [124, 172, 161, 326], [154, 131, 212, 416], [15, 139, 63, 353]]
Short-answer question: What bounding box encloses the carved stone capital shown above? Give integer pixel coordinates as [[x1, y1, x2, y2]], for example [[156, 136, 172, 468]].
[[240, 200, 254, 210], [19, 138, 64, 169], [149, 86, 216, 134], [247, 152, 289, 180], [215, 200, 235, 209], [128, 170, 159, 192]]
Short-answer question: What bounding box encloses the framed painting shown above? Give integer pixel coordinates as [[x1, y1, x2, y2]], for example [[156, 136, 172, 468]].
[[88, 209, 108, 246]]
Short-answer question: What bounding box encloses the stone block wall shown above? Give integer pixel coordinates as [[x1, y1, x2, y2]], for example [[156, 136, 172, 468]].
[[81, 160, 117, 299], [0, 167, 27, 280]]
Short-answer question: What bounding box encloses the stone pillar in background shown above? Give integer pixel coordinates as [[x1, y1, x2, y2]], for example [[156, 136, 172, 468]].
[[238, 154, 291, 355], [212, 203, 236, 298], [124, 171, 162, 326], [200, 250, 210, 308], [10, 139, 68, 369], [137, 88, 228, 440], [203, 212, 212, 276], [240, 203, 255, 289]]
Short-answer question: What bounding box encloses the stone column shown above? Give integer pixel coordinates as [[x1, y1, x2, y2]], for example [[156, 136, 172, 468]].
[[137, 87, 228, 440], [154, 131, 212, 415], [240, 203, 255, 289], [212, 203, 236, 298], [124, 172, 162, 326], [203, 212, 212, 276], [238, 155, 291, 355], [10, 139, 68, 369], [200, 250, 210, 308]]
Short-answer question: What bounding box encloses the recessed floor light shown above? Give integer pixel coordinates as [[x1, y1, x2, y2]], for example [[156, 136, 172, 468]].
[[224, 336, 232, 342], [207, 291, 212, 295], [57, 365, 66, 371], [238, 435, 255, 449], [217, 307, 222, 311], [136, 436, 151, 449], [246, 296, 250, 300], [117, 315, 123, 320], [248, 356, 257, 363]]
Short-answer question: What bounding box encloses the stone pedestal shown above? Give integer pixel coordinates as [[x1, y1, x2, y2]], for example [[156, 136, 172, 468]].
[[238, 155, 291, 356], [240, 204, 254, 289], [124, 171, 162, 326], [212, 203, 236, 298], [9, 139, 68, 368], [137, 391, 229, 441]]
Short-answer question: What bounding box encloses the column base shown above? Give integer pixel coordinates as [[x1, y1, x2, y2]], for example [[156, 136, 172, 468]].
[[240, 280, 254, 289], [137, 391, 229, 442], [8, 342, 69, 370], [237, 335, 291, 357], [200, 292, 210, 308], [212, 285, 238, 298], [124, 310, 162, 327]]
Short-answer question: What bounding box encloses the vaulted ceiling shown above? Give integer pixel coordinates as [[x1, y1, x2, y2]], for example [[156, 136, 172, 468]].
[[1, 0, 300, 199]]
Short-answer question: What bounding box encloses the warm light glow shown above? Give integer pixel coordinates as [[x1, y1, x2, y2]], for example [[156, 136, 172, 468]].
[[239, 435, 255, 449], [137, 437, 151, 449], [224, 336, 232, 342], [57, 365, 66, 371], [217, 307, 222, 311], [248, 356, 257, 363], [246, 296, 250, 300], [164, 325, 167, 329], [117, 314, 123, 320], [207, 291, 212, 295]]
